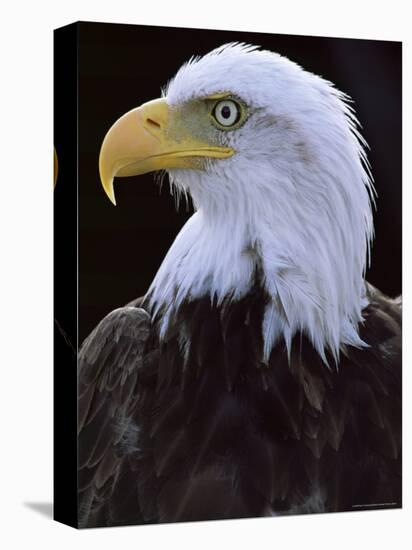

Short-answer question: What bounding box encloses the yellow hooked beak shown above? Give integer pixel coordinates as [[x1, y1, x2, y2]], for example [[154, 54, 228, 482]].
[[99, 98, 234, 205]]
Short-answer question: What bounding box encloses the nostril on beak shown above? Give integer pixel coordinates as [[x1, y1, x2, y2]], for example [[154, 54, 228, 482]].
[[146, 117, 162, 130]]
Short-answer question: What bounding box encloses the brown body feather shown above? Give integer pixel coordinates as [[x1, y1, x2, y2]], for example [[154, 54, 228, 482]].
[[78, 283, 401, 527]]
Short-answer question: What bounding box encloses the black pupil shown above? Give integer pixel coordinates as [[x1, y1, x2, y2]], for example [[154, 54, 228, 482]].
[[221, 105, 232, 119]]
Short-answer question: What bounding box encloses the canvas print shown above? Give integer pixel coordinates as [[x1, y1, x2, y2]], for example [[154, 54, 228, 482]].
[[53, 22, 402, 528]]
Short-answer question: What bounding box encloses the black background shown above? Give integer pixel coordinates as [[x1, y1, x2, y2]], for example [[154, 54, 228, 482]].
[[76, 22, 402, 343]]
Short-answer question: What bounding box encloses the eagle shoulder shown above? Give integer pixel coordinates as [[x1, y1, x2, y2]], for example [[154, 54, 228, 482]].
[[78, 305, 151, 527]]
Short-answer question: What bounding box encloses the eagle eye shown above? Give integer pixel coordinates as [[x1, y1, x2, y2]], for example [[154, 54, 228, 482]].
[[212, 99, 243, 129]]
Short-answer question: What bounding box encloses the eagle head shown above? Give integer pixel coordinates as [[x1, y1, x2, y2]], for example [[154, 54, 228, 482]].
[[99, 43, 374, 363]]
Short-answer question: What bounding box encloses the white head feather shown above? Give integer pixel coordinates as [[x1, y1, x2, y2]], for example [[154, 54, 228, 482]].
[[147, 43, 375, 364]]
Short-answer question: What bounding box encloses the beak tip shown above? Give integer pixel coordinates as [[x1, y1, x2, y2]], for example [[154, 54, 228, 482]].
[[106, 187, 117, 206], [100, 171, 117, 206]]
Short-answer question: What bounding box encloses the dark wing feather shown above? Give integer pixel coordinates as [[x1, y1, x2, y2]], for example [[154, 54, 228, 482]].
[[77, 282, 401, 525], [286, 282, 402, 513], [78, 306, 151, 528]]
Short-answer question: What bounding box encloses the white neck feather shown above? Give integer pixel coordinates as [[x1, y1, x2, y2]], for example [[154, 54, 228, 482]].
[[147, 148, 372, 364]]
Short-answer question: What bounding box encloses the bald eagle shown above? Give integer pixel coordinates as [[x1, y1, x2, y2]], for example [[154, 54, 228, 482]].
[[78, 44, 401, 527]]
